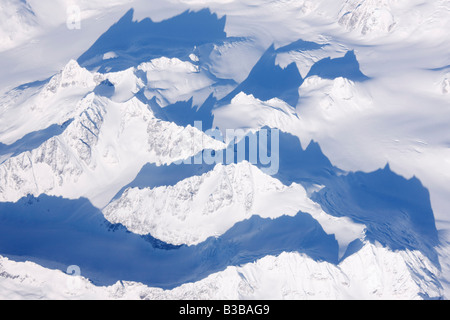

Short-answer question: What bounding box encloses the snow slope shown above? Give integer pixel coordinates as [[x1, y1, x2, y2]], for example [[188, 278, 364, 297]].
[[0, 60, 102, 145], [0, 0, 136, 53], [0, 61, 224, 207], [0, 0, 37, 51], [138, 57, 217, 107], [338, 0, 397, 36], [104, 161, 365, 253], [0, 0, 449, 300], [0, 242, 442, 300]]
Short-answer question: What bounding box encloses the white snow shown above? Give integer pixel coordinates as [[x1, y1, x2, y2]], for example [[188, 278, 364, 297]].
[[189, 53, 199, 62], [103, 52, 118, 60], [0, 0, 449, 300], [442, 74, 450, 94], [0, 60, 102, 145], [0, 0, 38, 52], [213, 93, 300, 138], [0, 243, 442, 300], [0, 91, 225, 207], [138, 57, 215, 107], [104, 161, 365, 253], [338, 0, 397, 36]]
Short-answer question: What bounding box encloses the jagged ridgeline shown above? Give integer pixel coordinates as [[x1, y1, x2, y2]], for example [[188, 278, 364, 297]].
[[0, 1, 447, 300]]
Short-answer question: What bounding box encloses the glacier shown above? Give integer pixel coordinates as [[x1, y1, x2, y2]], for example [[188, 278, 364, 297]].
[[0, 0, 449, 300]]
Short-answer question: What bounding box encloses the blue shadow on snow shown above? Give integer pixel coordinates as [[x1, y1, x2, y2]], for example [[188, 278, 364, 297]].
[[109, 127, 439, 268], [0, 195, 338, 289], [0, 119, 73, 162]]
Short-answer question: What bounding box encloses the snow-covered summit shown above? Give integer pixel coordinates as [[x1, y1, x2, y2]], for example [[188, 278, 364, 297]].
[[338, 0, 396, 35], [442, 74, 450, 94], [43, 60, 101, 96], [0, 242, 442, 300], [104, 161, 365, 249]]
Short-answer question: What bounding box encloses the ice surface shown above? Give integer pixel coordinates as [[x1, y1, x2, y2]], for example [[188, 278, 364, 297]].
[[0, 0, 449, 300]]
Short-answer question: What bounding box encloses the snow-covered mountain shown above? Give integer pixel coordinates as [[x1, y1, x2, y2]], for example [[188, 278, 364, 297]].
[[0, 0, 37, 51], [104, 161, 365, 252], [0, 62, 224, 207], [0, 0, 449, 300], [0, 243, 442, 300], [442, 72, 450, 94], [338, 0, 396, 35], [312, 0, 450, 39]]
